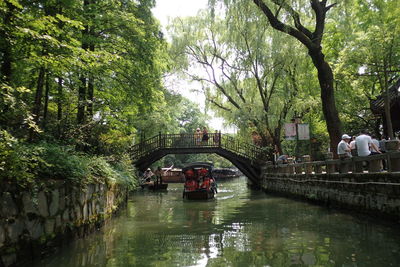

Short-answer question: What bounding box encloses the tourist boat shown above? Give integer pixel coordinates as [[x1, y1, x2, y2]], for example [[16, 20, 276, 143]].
[[212, 168, 241, 179], [161, 167, 184, 183], [182, 162, 217, 200]]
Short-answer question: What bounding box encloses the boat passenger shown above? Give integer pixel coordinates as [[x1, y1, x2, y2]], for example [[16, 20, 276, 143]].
[[154, 166, 163, 185]]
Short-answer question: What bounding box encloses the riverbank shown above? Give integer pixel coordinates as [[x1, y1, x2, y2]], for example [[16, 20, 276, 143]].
[[0, 179, 132, 267], [0, 141, 138, 267]]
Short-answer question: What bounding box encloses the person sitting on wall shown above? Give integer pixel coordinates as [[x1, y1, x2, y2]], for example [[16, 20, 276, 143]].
[[276, 154, 288, 164], [355, 130, 381, 156], [337, 134, 352, 159]]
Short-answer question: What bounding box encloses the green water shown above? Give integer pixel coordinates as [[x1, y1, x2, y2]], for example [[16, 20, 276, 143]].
[[33, 177, 400, 266]]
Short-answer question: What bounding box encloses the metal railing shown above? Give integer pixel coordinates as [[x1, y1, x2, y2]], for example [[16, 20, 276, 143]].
[[130, 133, 267, 163]]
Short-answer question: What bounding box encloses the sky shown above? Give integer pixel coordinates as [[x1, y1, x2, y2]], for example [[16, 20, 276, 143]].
[[152, 0, 231, 132]]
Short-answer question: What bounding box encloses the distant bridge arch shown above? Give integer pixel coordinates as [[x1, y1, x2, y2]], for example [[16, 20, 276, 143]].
[[130, 133, 268, 184]]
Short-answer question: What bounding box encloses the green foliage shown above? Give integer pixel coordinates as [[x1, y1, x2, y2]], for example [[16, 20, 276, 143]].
[[0, 130, 38, 187], [0, 136, 137, 188]]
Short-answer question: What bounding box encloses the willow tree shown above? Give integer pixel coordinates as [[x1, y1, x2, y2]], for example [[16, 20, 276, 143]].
[[169, 8, 309, 154], [211, 0, 342, 153]]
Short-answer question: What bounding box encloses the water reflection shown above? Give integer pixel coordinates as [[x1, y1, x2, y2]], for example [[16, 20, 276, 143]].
[[33, 177, 400, 267]]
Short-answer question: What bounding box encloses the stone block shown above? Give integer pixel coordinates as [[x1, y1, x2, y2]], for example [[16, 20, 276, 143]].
[[62, 210, 69, 222], [1, 192, 18, 217], [2, 253, 16, 267], [26, 220, 43, 239], [87, 184, 95, 199], [74, 206, 82, 221], [59, 194, 65, 211], [83, 203, 88, 221], [55, 215, 61, 229], [44, 219, 55, 235], [7, 218, 24, 243], [49, 190, 59, 216], [79, 192, 87, 205], [37, 191, 49, 217], [0, 226, 5, 247], [22, 193, 38, 215]]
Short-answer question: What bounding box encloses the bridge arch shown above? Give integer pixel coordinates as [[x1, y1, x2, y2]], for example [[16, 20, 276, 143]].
[[130, 133, 268, 184]]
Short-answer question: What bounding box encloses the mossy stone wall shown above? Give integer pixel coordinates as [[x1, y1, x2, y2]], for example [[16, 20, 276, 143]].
[[261, 172, 400, 222], [0, 180, 128, 267]]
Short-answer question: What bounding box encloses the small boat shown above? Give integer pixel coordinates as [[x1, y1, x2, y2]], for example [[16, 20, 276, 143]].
[[182, 162, 217, 200], [161, 167, 184, 183], [212, 168, 241, 179]]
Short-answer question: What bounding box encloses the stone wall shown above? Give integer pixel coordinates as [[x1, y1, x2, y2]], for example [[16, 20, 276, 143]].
[[0, 180, 129, 267], [261, 172, 400, 222]]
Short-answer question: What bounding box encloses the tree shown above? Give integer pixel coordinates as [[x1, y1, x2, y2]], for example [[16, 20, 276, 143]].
[[169, 7, 314, 155], [210, 0, 342, 153]]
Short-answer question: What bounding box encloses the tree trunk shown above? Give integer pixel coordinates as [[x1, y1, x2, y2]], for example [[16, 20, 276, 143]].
[[309, 48, 342, 155], [77, 75, 87, 124], [87, 44, 95, 117], [42, 72, 50, 128], [57, 77, 63, 138], [32, 67, 46, 124], [0, 2, 15, 84], [383, 68, 394, 139], [77, 0, 90, 125]]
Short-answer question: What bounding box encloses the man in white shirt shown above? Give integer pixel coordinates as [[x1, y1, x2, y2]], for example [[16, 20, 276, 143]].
[[355, 130, 381, 156], [337, 134, 351, 158]]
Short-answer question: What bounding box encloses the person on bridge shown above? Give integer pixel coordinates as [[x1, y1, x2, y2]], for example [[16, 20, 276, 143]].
[[202, 127, 209, 145], [195, 128, 202, 145], [213, 130, 220, 145]]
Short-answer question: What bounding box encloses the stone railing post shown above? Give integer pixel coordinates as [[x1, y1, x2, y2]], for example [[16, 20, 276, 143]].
[[314, 161, 324, 174], [353, 157, 364, 173], [287, 158, 295, 174], [386, 140, 400, 172], [324, 152, 336, 173], [339, 158, 352, 173], [294, 162, 303, 174], [368, 154, 384, 173], [302, 155, 312, 174]]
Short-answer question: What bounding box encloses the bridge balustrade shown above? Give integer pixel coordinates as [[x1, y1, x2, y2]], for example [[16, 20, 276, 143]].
[[131, 133, 267, 163], [264, 150, 400, 175]]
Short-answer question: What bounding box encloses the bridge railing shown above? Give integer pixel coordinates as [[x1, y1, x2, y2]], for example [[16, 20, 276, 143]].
[[130, 133, 268, 162], [264, 151, 400, 174], [221, 135, 266, 162]]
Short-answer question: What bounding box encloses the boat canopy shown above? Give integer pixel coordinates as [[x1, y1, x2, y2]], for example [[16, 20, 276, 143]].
[[182, 162, 214, 172]]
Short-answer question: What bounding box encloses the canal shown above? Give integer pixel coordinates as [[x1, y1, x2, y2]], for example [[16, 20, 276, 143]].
[[32, 177, 400, 266]]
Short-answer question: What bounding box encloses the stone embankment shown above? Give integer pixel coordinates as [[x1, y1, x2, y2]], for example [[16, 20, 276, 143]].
[[0, 180, 129, 267], [261, 141, 400, 222]]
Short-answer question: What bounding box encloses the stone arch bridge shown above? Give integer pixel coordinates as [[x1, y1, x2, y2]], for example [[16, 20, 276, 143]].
[[130, 133, 268, 184]]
